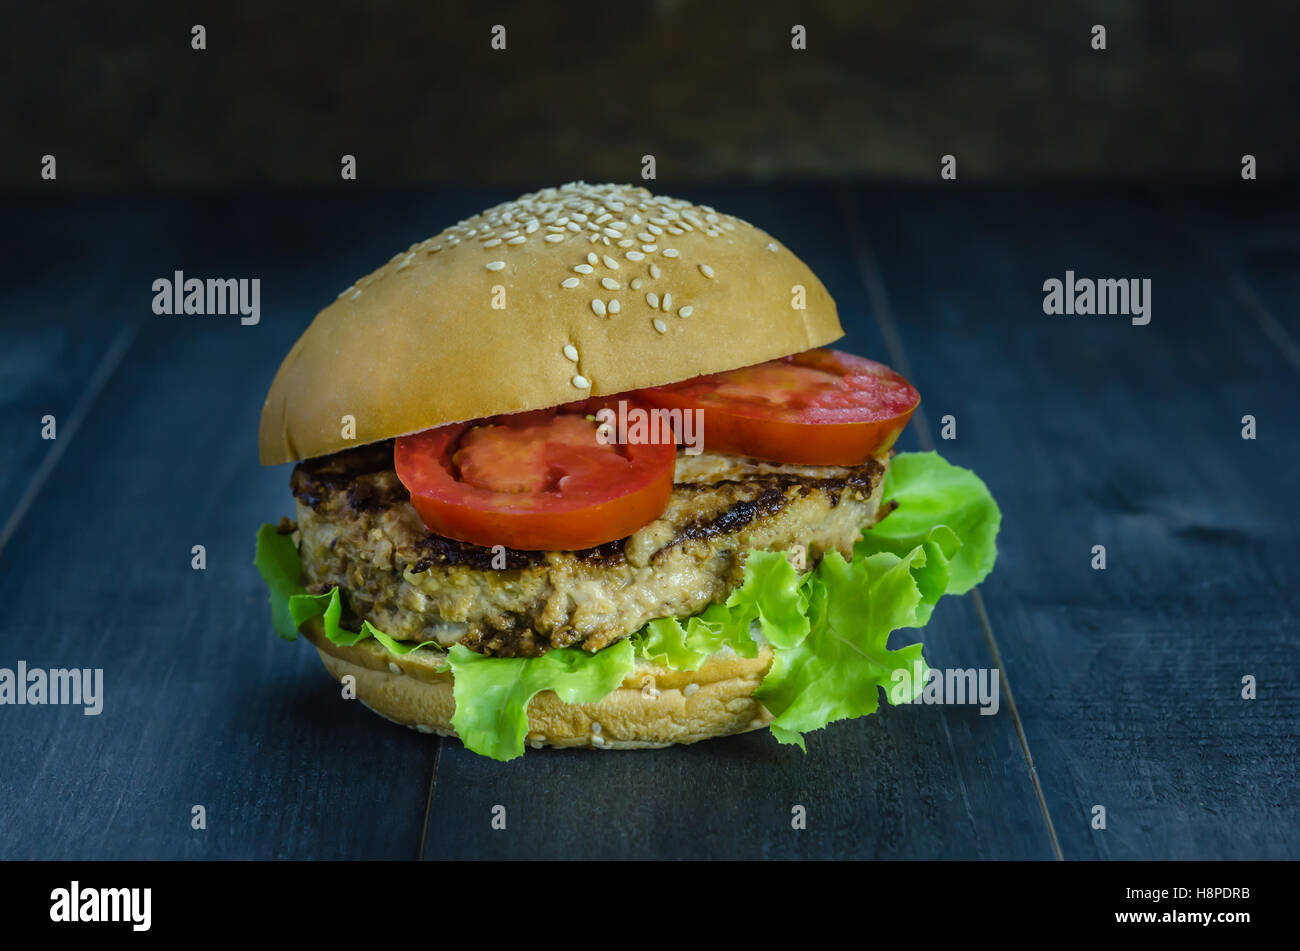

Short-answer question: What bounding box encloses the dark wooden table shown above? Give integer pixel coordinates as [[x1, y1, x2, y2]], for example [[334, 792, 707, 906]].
[[1, 185, 1296, 860]]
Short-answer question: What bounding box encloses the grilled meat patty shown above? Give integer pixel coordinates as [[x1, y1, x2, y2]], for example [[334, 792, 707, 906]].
[[290, 441, 891, 657]]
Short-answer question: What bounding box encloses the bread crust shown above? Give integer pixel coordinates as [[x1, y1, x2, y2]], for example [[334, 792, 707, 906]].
[[301, 618, 775, 750], [259, 182, 843, 465]]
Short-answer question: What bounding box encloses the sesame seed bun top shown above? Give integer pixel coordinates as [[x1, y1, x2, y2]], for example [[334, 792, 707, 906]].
[[258, 182, 844, 465]]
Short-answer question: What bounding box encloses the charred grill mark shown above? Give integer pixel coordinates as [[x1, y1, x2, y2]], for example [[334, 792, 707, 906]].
[[292, 441, 404, 511], [670, 484, 794, 549], [409, 535, 545, 572], [659, 461, 885, 556], [574, 539, 628, 567]]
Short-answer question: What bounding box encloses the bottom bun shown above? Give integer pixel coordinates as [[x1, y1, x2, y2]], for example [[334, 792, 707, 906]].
[[301, 618, 775, 750]]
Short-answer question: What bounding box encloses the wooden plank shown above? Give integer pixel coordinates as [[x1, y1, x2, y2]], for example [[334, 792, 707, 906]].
[[422, 186, 1055, 860], [0, 198, 159, 551], [854, 184, 1300, 859], [0, 191, 503, 859], [1173, 186, 1300, 373]]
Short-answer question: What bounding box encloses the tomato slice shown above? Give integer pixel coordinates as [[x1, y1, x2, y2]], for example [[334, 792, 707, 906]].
[[636, 348, 919, 465], [394, 409, 675, 551]]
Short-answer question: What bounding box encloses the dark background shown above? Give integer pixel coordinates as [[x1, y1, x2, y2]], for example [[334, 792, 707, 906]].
[[0, 1, 1297, 863], [3, 0, 1298, 189]]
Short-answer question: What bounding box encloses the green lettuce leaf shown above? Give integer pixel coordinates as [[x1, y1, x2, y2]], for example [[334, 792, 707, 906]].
[[255, 524, 309, 641], [447, 640, 636, 761], [637, 602, 756, 670], [724, 549, 809, 649], [856, 451, 1000, 594], [254, 525, 444, 658], [753, 548, 937, 750], [709, 451, 1000, 749]]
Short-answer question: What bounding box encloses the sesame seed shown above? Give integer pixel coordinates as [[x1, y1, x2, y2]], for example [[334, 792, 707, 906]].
[[592, 734, 606, 747], [351, 289, 362, 300], [638, 233, 654, 243], [587, 252, 599, 265], [649, 264, 662, 279], [574, 264, 594, 274], [482, 237, 502, 247], [767, 242, 779, 252], [591, 299, 607, 317], [388, 662, 402, 675], [667, 226, 684, 235], [684, 683, 699, 697], [545, 233, 565, 243], [425, 245, 442, 254], [617, 239, 635, 248], [641, 244, 658, 253], [630, 277, 643, 290], [661, 293, 672, 311], [525, 219, 539, 233], [609, 299, 621, 314], [625, 250, 645, 261], [602, 227, 621, 238], [653, 317, 667, 333], [699, 263, 715, 278], [647, 224, 664, 235], [646, 292, 659, 308], [566, 222, 581, 232], [594, 212, 612, 224], [507, 235, 526, 245], [662, 248, 679, 258], [591, 721, 603, 735], [396, 254, 415, 271], [502, 230, 519, 239], [572, 374, 591, 389], [485, 261, 505, 271], [678, 305, 693, 318], [338, 286, 355, 298], [630, 213, 642, 224], [602, 255, 620, 270], [561, 277, 580, 288], [601, 277, 620, 290], [563, 344, 579, 361]]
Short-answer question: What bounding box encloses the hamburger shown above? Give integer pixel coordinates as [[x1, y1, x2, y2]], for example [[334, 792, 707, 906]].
[[255, 182, 1000, 760]]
